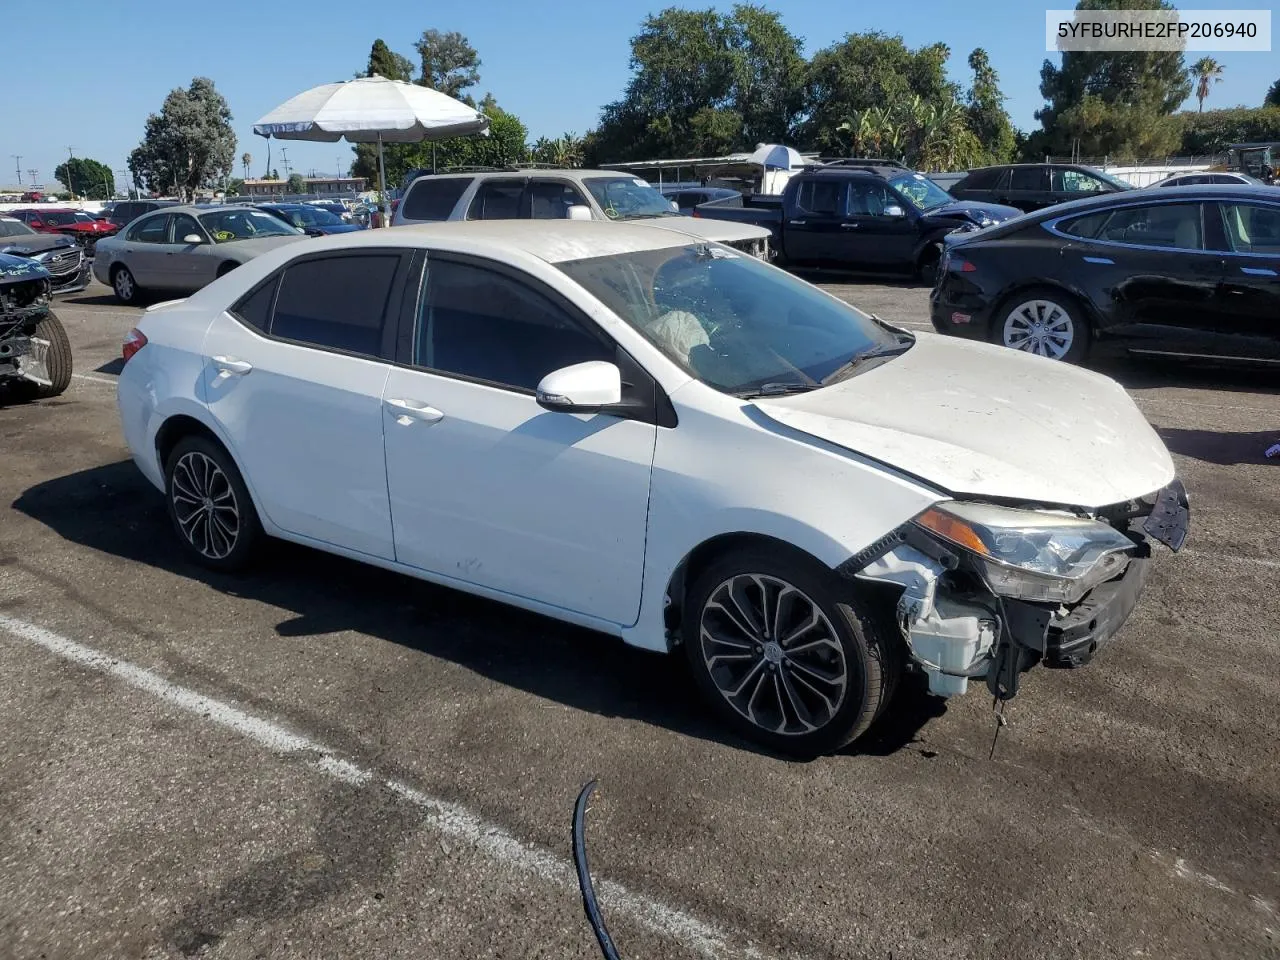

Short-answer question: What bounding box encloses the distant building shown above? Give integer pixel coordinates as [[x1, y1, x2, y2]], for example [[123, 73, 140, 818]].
[[240, 176, 368, 197]]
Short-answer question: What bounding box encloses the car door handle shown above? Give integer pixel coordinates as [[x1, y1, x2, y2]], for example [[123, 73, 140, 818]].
[[1240, 266, 1277, 277], [385, 397, 444, 424], [788, 219, 807, 226], [1082, 256, 1114, 265], [840, 222, 859, 229], [212, 356, 253, 377]]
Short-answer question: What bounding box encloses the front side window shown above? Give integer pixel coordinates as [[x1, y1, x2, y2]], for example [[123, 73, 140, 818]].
[[1054, 169, 1107, 193], [528, 180, 589, 219], [129, 215, 171, 243], [467, 180, 526, 220], [557, 243, 903, 396], [270, 254, 400, 357], [169, 214, 204, 243], [0, 219, 35, 237], [581, 176, 679, 220], [849, 179, 902, 216], [198, 209, 300, 242], [1218, 203, 1280, 254], [1098, 203, 1204, 250], [417, 259, 614, 391]]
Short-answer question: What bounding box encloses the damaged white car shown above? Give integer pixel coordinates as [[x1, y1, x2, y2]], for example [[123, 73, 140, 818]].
[[115, 221, 1188, 756]]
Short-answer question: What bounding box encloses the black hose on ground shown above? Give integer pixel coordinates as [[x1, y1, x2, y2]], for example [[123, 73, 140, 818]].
[[572, 779, 622, 960]]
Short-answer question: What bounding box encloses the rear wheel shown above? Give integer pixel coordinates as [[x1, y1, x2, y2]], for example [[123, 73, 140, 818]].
[[683, 546, 895, 756], [111, 265, 140, 305], [164, 435, 262, 572], [993, 287, 1090, 363], [917, 242, 943, 286], [216, 261, 238, 279], [4, 311, 72, 403]]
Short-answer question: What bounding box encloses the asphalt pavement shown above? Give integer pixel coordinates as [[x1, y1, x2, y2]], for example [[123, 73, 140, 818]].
[[1, 279, 1278, 960]]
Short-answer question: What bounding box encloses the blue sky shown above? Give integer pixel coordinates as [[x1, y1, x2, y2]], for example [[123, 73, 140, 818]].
[[4, 0, 1275, 190]]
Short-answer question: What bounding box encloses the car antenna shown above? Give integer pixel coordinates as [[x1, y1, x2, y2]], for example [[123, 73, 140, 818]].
[[573, 780, 623, 960]]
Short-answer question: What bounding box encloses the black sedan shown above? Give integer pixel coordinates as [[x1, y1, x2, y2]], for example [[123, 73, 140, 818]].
[[254, 203, 365, 236], [930, 185, 1280, 364]]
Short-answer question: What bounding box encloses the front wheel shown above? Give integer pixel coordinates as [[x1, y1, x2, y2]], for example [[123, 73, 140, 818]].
[[4, 311, 73, 403], [917, 242, 943, 286], [994, 288, 1090, 363], [164, 435, 262, 572], [683, 547, 896, 756]]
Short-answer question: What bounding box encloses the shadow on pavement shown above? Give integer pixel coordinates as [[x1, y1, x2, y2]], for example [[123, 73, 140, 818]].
[[1156, 427, 1280, 466], [1090, 357, 1280, 399], [58, 291, 120, 308], [95, 357, 124, 376], [13, 460, 943, 759]]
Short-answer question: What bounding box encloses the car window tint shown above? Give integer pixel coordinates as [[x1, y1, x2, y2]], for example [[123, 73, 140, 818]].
[[230, 276, 279, 332], [529, 180, 589, 219], [959, 168, 1000, 190], [1009, 167, 1045, 191], [170, 214, 202, 243], [1098, 203, 1204, 250], [402, 177, 470, 221], [270, 254, 399, 357], [795, 179, 844, 216], [467, 180, 525, 219], [1057, 210, 1112, 239], [1219, 203, 1280, 254], [131, 215, 171, 243], [417, 259, 613, 392], [847, 180, 897, 216], [1054, 169, 1106, 193]]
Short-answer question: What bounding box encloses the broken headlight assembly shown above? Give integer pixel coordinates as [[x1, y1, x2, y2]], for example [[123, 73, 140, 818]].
[[912, 501, 1135, 605]]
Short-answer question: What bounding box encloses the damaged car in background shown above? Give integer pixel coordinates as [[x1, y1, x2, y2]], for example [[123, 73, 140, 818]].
[[114, 222, 1187, 756], [0, 216, 92, 295], [0, 254, 72, 403]]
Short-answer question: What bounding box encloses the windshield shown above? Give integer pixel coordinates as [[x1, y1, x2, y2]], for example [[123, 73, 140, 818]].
[[1091, 168, 1135, 190], [581, 176, 679, 220], [557, 243, 903, 395], [888, 173, 956, 211], [284, 206, 342, 227], [0, 219, 36, 238], [40, 211, 87, 226], [198, 210, 301, 242]]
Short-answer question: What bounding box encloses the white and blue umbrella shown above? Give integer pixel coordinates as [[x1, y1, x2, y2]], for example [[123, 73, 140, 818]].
[[253, 75, 490, 222]]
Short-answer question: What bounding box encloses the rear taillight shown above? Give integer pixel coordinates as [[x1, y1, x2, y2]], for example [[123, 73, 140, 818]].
[[122, 328, 148, 364]]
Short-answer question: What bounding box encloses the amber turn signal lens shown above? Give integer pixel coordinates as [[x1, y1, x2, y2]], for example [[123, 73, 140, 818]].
[[914, 506, 991, 557]]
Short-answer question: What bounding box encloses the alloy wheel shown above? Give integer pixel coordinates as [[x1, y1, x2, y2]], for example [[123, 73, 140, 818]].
[[114, 268, 134, 302], [698, 574, 849, 736], [170, 451, 241, 560], [1002, 299, 1074, 359]]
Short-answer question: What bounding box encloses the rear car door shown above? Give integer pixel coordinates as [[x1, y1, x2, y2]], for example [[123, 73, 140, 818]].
[[123, 213, 175, 286], [465, 178, 529, 219], [782, 178, 850, 267], [200, 250, 413, 559], [1211, 199, 1280, 360], [1005, 167, 1050, 211], [380, 254, 657, 625]]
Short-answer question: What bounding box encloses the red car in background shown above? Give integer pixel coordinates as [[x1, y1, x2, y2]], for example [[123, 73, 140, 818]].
[[6, 208, 119, 253]]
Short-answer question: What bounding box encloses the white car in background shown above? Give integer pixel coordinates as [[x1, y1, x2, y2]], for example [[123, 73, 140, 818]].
[[114, 221, 1188, 755]]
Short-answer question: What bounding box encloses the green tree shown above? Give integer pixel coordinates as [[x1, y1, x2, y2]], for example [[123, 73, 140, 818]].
[[415, 29, 480, 99], [529, 133, 586, 167], [54, 157, 115, 199], [365, 38, 414, 82], [805, 32, 956, 153], [1036, 0, 1191, 158], [1189, 57, 1224, 112], [726, 4, 806, 145], [270, 168, 280, 180], [1178, 106, 1280, 153], [1263, 78, 1280, 107], [965, 48, 1016, 164], [225, 178, 244, 196], [287, 172, 307, 194], [128, 77, 236, 200]]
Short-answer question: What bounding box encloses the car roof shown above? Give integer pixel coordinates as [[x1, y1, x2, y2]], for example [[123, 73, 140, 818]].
[[410, 169, 647, 185], [139, 204, 271, 217]]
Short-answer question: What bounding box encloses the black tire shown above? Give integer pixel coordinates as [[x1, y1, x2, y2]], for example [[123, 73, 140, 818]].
[[164, 434, 262, 572], [990, 286, 1091, 363], [917, 242, 943, 286], [111, 264, 141, 305], [5, 310, 73, 403], [216, 261, 238, 278], [683, 546, 896, 757]]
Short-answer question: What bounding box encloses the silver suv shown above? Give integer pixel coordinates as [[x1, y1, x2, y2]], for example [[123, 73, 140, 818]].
[[390, 168, 771, 257]]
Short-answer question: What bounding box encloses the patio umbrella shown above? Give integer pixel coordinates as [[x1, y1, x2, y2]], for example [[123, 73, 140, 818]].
[[746, 144, 813, 170], [253, 75, 490, 224]]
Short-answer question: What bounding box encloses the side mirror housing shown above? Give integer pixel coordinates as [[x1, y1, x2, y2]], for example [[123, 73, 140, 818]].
[[182, 233, 205, 244], [669, 199, 679, 212], [565, 204, 593, 221], [882, 204, 906, 218], [535, 361, 622, 413]]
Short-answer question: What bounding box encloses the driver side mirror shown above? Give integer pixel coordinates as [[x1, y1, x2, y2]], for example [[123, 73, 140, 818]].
[[565, 204, 593, 221], [535, 361, 622, 413], [882, 204, 906, 218], [182, 233, 205, 244]]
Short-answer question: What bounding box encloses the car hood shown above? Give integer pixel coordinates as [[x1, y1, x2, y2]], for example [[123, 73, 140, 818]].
[[0, 253, 51, 280], [925, 200, 1024, 224], [218, 235, 308, 257], [0, 233, 76, 255], [639, 215, 773, 243], [751, 333, 1174, 509]]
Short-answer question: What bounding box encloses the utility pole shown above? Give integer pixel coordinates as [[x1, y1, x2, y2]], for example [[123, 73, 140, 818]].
[[27, 169, 38, 188], [65, 145, 76, 197], [280, 147, 290, 178], [12, 155, 21, 185]]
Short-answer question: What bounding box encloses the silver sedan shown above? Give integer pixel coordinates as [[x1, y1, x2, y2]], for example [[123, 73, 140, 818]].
[[92, 205, 307, 304]]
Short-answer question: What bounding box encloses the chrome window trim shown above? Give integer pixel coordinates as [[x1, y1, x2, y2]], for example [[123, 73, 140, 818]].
[[1042, 196, 1280, 259]]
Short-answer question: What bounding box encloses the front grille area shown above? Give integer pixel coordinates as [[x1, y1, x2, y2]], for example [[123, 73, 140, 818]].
[[43, 248, 83, 277]]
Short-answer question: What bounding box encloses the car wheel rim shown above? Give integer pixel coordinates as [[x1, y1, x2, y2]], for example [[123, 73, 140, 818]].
[[699, 574, 848, 736], [115, 270, 133, 300], [171, 452, 240, 560], [1003, 299, 1074, 359]]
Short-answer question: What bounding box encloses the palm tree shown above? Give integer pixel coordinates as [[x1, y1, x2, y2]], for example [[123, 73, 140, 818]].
[[241, 153, 252, 180], [1190, 57, 1224, 112]]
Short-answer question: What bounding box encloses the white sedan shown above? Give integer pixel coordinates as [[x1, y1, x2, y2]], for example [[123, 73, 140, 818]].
[[115, 221, 1189, 755]]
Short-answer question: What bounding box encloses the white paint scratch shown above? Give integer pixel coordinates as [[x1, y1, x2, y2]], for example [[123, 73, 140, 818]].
[[71, 372, 117, 386], [1173, 857, 1235, 894], [0, 613, 780, 960]]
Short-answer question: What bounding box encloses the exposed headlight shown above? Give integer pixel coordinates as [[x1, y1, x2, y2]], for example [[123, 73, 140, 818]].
[[913, 501, 1135, 604]]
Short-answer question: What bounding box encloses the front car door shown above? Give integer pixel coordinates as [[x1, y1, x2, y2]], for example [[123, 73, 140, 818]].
[[782, 177, 849, 267], [1210, 199, 1280, 360], [381, 253, 657, 625], [166, 213, 219, 290], [842, 178, 917, 268], [200, 250, 413, 560], [1049, 167, 1114, 207]]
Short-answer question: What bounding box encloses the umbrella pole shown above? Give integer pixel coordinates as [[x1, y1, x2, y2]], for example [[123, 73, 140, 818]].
[[377, 133, 388, 228]]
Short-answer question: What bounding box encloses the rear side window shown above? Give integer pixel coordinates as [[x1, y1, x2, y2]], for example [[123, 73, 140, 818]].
[[1009, 167, 1047, 191], [467, 179, 526, 219], [270, 254, 400, 357], [1055, 210, 1112, 239], [958, 168, 1001, 190], [794, 179, 845, 216], [402, 177, 470, 221], [1099, 203, 1204, 250], [229, 276, 279, 332], [129, 215, 171, 243]]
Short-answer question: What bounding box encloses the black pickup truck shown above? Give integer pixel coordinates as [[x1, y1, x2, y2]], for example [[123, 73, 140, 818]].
[[694, 161, 1023, 282]]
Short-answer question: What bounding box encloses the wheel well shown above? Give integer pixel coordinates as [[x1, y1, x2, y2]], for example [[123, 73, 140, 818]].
[[991, 283, 1095, 337], [216, 260, 238, 277], [155, 415, 226, 471], [661, 533, 830, 645], [109, 261, 127, 279]]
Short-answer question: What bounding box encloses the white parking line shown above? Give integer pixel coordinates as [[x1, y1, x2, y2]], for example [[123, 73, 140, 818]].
[[0, 613, 782, 960], [71, 373, 117, 386]]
